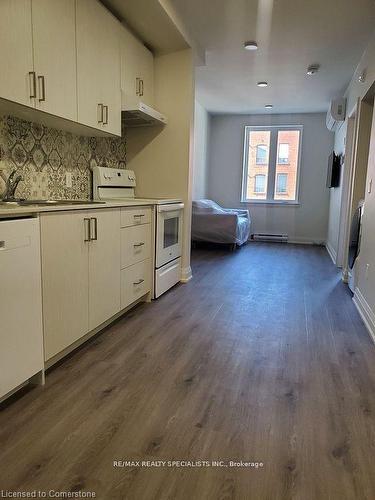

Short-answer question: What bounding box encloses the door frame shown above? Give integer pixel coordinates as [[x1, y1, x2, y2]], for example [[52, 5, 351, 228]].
[[337, 94, 374, 280], [336, 102, 358, 276]]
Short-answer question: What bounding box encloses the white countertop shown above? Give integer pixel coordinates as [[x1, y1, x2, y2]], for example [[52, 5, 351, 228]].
[[0, 198, 183, 217]]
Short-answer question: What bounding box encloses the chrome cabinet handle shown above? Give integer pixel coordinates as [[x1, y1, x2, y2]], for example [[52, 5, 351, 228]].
[[133, 279, 144, 285], [133, 242, 145, 247], [29, 71, 37, 98], [38, 75, 46, 102], [90, 218, 98, 241], [140, 79, 144, 97], [84, 218, 91, 242], [133, 214, 145, 218], [97, 103, 104, 123], [136, 77, 140, 96], [103, 105, 108, 125]]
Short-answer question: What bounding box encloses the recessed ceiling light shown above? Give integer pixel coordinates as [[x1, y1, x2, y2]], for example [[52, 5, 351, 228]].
[[244, 41, 258, 51], [265, 104, 273, 109], [257, 81, 268, 87], [307, 64, 320, 76]]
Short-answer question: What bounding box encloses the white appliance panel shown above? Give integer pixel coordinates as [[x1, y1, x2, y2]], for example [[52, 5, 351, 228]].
[[155, 258, 181, 298], [156, 205, 183, 269]]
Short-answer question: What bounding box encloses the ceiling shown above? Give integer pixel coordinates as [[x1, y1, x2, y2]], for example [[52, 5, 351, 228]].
[[101, 0, 189, 54], [169, 0, 375, 114]]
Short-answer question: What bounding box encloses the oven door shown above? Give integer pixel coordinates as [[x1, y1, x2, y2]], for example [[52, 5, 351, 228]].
[[156, 203, 184, 268]]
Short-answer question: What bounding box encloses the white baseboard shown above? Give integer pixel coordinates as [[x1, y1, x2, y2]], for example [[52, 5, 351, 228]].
[[287, 238, 325, 245], [353, 288, 375, 344], [325, 241, 337, 265], [250, 235, 325, 245], [180, 266, 192, 283]]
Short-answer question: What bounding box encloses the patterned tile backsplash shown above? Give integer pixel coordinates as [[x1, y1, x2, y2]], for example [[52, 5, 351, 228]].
[[0, 115, 127, 200]]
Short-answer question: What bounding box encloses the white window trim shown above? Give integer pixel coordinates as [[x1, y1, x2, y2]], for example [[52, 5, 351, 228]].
[[241, 125, 303, 205]]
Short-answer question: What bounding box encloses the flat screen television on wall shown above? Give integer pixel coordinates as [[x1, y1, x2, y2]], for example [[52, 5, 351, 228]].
[[327, 152, 341, 188]]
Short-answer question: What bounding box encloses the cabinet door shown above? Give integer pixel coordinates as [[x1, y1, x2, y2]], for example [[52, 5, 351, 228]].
[[0, 218, 43, 398], [76, 0, 121, 135], [76, 0, 105, 131], [88, 209, 121, 330], [0, 0, 34, 107], [121, 27, 154, 108], [40, 211, 89, 361], [138, 43, 154, 107], [121, 224, 152, 269], [32, 0, 77, 121], [121, 260, 151, 309], [99, 7, 121, 136]]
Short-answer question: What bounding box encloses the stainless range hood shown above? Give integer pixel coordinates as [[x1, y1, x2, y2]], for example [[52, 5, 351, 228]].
[[122, 97, 167, 128]]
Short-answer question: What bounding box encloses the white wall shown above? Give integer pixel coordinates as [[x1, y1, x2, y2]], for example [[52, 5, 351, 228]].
[[336, 30, 375, 339], [126, 49, 194, 281], [327, 30, 375, 262], [207, 113, 334, 244], [355, 106, 375, 341], [192, 100, 210, 200]]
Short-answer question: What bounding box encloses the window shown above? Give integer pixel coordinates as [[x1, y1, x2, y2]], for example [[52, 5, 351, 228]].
[[278, 143, 289, 164], [242, 126, 302, 203], [256, 145, 268, 165], [254, 174, 266, 193], [276, 173, 288, 193]]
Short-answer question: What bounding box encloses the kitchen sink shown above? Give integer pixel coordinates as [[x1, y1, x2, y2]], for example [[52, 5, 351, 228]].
[[0, 199, 106, 207]]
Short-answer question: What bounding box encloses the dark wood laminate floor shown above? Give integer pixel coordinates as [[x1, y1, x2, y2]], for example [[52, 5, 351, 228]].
[[1, 243, 375, 500]]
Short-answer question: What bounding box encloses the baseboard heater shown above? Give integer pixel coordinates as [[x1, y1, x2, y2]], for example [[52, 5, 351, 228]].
[[252, 233, 288, 243]]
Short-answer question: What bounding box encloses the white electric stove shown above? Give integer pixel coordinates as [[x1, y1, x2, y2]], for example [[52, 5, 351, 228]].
[[92, 166, 184, 298]]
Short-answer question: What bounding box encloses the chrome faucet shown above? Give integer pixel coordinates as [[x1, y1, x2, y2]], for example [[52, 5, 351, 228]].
[[0, 169, 23, 201]]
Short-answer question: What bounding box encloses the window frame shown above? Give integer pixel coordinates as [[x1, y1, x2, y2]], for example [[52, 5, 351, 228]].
[[254, 174, 266, 193], [276, 173, 288, 194], [241, 125, 303, 205], [278, 143, 290, 165], [256, 144, 268, 165]]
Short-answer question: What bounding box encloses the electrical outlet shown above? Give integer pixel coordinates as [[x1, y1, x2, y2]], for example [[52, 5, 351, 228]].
[[66, 172, 72, 188]]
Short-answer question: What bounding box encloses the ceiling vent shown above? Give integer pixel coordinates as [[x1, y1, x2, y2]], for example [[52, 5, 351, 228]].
[[326, 98, 346, 131]]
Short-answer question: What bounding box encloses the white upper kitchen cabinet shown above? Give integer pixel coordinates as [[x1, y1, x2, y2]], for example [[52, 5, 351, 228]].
[[32, 0, 77, 121], [121, 27, 154, 109], [0, 0, 34, 108], [76, 0, 121, 136]]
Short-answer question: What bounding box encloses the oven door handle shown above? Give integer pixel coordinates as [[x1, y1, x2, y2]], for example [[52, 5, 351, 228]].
[[157, 203, 184, 213]]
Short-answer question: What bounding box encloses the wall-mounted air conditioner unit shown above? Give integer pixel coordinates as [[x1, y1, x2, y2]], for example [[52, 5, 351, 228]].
[[326, 98, 346, 131]]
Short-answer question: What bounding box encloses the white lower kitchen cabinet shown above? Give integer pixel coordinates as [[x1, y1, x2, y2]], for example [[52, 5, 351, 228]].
[[40, 206, 152, 365], [121, 259, 151, 309], [40, 210, 90, 361], [88, 209, 121, 331], [0, 217, 44, 400], [41, 209, 121, 361], [120, 224, 152, 268]]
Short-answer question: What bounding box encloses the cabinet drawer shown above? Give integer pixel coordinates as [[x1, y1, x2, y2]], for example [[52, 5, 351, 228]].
[[121, 207, 152, 227], [121, 224, 152, 269], [121, 259, 151, 308]]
